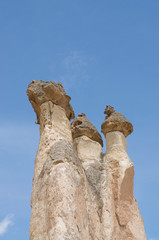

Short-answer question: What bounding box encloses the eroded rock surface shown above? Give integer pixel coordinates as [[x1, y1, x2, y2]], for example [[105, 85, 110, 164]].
[[102, 131, 146, 240], [30, 140, 91, 240], [27, 82, 146, 240], [71, 113, 103, 146], [27, 80, 75, 123], [100, 106, 146, 240], [101, 105, 133, 137]]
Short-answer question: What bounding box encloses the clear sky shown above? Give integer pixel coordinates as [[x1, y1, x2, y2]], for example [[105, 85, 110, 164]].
[[0, 0, 159, 239]]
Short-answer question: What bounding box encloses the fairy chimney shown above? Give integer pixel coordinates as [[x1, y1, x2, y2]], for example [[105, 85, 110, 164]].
[[27, 82, 146, 240]]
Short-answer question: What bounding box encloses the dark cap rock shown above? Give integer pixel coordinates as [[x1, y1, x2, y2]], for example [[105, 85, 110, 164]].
[[71, 113, 103, 146], [27, 80, 75, 123], [101, 106, 133, 137]]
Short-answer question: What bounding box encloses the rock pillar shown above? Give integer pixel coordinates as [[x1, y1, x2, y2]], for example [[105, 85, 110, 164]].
[[27, 81, 89, 240], [27, 82, 147, 240], [101, 105, 146, 240], [71, 113, 104, 239]]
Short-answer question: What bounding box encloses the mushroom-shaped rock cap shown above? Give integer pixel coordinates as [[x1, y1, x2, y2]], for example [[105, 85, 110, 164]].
[[71, 113, 103, 146], [101, 105, 133, 137], [27, 80, 75, 123]]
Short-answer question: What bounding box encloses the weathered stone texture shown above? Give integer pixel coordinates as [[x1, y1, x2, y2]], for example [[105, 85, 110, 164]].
[[27, 80, 75, 123], [101, 105, 133, 137], [27, 82, 146, 240], [103, 131, 146, 239], [71, 113, 103, 146], [30, 140, 90, 240]]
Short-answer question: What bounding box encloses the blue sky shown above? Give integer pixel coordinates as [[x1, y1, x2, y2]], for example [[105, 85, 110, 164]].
[[0, 0, 159, 239]]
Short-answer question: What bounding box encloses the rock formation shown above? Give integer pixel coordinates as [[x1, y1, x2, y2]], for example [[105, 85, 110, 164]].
[[27, 81, 146, 240]]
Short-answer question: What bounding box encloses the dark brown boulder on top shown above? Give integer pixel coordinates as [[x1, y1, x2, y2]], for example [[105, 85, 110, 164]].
[[104, 105, 115, 116], [71, 113, 103, 146], [101, 105, 133, 137], [27, 80, 75, 123]]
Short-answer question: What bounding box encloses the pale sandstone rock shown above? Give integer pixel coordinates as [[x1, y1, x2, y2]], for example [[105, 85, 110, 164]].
[[30, 140, 91, 240], [28, 81, 102, 240], [101, 107, 146, 240], [27, 80, 75, 123], [73, 135, 102, 162], [27, 82, 146, 240], [72, 136, 104, 239], [101, 105, 133, 137], [71, 113, 103, 146]]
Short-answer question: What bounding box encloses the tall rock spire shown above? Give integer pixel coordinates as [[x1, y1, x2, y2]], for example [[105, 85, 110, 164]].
[[71, 114, 104, 239], [27, 83, 146, 240], [27, 81, 90, 240], [101, 105, 146, 240]]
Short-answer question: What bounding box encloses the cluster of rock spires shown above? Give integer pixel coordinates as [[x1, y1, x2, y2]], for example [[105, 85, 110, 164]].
[[27, 80, 146, 240]]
